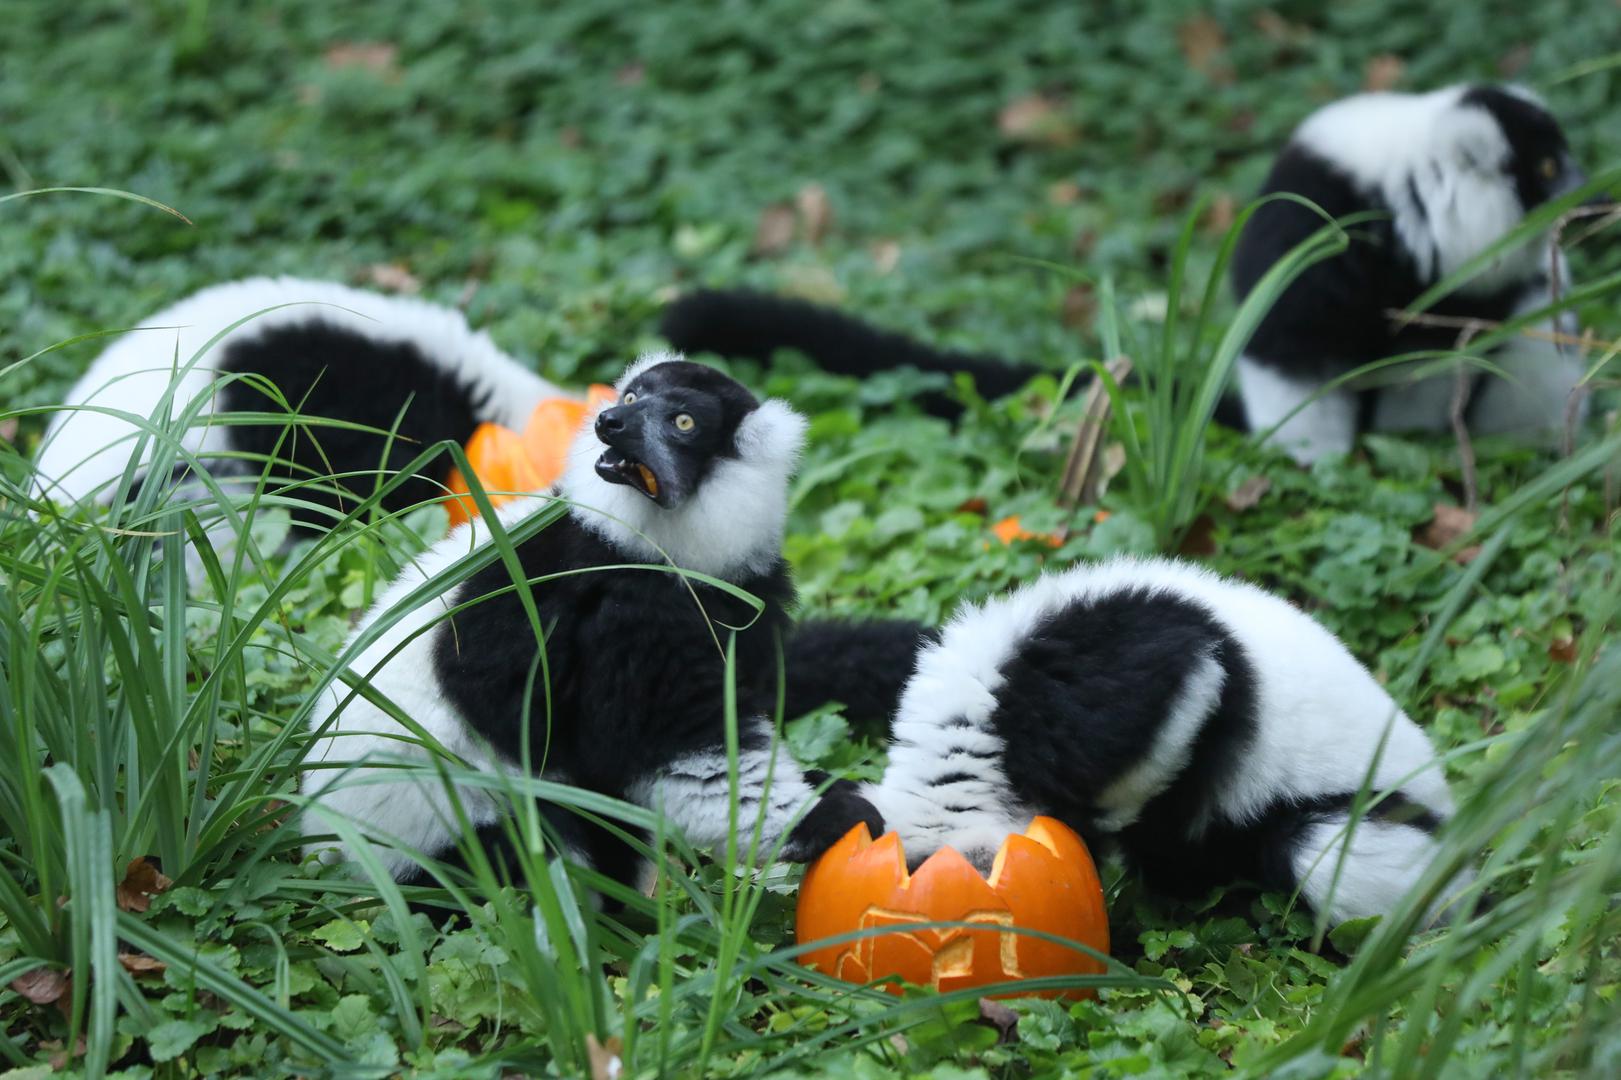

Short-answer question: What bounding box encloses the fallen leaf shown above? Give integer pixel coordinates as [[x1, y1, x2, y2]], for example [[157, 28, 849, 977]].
[[1177, 513, 1218, 557], [117, 856, 173, 913], [364, 262, 422, 294], [796, 183, 833, 245], [1364, 53, 1404, 92], [1203, 193, 1237, 236], [559, 126, 582, 149], [0, 417, 18, 442], [1225, 475, 1271, 512], [615, 62, 645, 86], [752, 203, 796, 256], [1417, 503, 1477, 554], [997, 94, 1077, 146], [992, 515, 1062, 548], [587, 1034, 624, 1080], [43, 1035, 87, 1070], [779, 264, 844, 304], [869, 238, 901, 274], [1497, 44, 1532, 78], [323, 42, 399, 78], [978, 997, 1019, 1041], [1061, 283, 1096, 330], [1548, 636, 1578, 664], [10, 967, 68, 1005], [1048, 180, 1081, 206], [1177, 16, 1233, 84], [119, 953, 167, 977], [1252, 10, 1308, 45], [956, 497, 989, 516]]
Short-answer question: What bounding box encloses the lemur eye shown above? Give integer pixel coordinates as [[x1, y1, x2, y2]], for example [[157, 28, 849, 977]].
[[621, 391, 637, 404], [1541, 157, 1559, 181], [674, 413, 696, 432]]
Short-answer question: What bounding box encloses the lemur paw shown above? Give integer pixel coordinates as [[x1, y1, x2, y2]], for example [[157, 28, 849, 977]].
[[781, 780, 885, 862]]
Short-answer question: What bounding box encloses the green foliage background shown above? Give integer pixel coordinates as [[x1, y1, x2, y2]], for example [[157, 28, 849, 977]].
[[2, 1, 1619, 1077]]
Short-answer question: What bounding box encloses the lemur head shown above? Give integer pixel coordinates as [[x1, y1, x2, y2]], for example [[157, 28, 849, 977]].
[[1450, 86, 1588, 214], [563, 353, 807, 577]]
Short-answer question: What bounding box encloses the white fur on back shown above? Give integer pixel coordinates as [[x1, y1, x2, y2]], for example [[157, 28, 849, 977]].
[[34, 276, 565, 506], [868, 557, 1450, 862], [300, 497, 548, 878], [1295, 85, 1542, 292], [560, 359, 808, 580]]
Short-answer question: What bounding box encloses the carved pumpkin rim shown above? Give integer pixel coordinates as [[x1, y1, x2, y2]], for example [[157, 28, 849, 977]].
[[830, 814, 1079, 891]]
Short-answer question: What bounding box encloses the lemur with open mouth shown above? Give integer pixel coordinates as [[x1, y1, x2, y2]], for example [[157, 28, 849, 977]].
[[300, 355, 886, 889], [861, 558, 1464, 925]]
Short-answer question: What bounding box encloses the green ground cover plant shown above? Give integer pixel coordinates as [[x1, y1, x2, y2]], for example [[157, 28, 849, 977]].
[[2, 1, 1618, 1076]]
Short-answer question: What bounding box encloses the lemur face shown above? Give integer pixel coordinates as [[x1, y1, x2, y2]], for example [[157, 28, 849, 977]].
[[593, 360, 760, 509], [1460, 86, 1591, 213]]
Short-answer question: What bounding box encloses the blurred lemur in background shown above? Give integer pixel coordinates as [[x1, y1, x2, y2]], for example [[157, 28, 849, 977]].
[[35, 278, 931, 735], [661, 84, 1603, 463]]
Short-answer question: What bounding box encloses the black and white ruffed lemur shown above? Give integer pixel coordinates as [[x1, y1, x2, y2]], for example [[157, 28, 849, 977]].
[[661, 84, 1601, 462], [299, 355, 891, 887], [858, 558, 1468, 925], [33, 278, 932, 732]]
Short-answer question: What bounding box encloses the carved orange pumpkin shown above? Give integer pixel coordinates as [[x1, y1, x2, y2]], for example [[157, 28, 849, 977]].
[[445, 385, 616, 527], [796, 816, 1108, 999]]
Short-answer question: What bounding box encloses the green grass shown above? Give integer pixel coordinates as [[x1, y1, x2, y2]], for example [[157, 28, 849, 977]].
[[3, 1, 1621, 1076]]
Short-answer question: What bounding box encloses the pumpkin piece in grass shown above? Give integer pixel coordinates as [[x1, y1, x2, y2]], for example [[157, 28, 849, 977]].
[[795, 815, 1108, 999], [445, 385, 616, 527]]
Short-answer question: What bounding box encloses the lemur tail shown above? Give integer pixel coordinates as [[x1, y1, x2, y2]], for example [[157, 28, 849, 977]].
[[660, 288, 1252, 428], [659, 289, 1041, 419]]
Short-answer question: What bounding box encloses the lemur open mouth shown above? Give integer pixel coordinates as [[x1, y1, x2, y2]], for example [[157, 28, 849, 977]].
[[596, 449, 661, 501]]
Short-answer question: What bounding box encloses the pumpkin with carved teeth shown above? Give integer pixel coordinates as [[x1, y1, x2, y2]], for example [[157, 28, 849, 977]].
[[795, 816, 1109, 999]]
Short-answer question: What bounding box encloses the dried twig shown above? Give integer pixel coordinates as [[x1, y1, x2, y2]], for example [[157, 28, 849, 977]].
[[1057, 356, 1132, 513]]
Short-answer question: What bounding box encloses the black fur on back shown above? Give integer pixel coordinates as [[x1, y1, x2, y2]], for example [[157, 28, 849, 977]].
[[217, 320, 485, 525], [1231, 142, 1543, 412], [784, 618, 940, 731], [986, 587, 1258, 855], [659, 289, 1040, 419], [429, 512, 798, 879]]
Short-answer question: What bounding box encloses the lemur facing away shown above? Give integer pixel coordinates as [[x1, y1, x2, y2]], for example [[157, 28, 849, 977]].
[[862, 558, 1464, 925], [1232, 84, 1598, 464], [301, 356, 887, 890], [663, 85, 1601, 463], [33, 277, 931, 729]]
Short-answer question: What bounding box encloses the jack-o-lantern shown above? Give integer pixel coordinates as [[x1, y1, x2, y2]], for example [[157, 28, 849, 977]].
[[445, 385, 616, 527], [796, 817, 1108, 999]]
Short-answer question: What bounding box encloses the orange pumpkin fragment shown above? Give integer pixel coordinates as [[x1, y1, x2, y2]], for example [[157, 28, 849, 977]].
[[445, 384, 616, 527], [796, 816, 1109, 999]]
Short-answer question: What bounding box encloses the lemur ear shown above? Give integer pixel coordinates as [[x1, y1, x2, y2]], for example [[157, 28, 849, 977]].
[[734, 399, 808, 470], [1447, 103, 1512, 174], [615, 350, 683, 392]]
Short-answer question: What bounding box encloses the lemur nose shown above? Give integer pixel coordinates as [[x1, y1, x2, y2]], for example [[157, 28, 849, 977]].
[[596, 409, 626, 438]]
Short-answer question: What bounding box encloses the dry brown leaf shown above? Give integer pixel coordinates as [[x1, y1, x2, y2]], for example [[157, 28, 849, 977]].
[[1497, 44, 1532, 78], [979, 997, 1019, 1041], [752, 203, 796, 256], [364, 262, 422, 295], [997, 94, 1077, 146], [1178, 16, 1233, 84], [1048, 180, 1081, 206], [1252, 10, 1305, 44], [43, 1035, 86, 1071], [615, 63, 645, 87], [1061, 283, 1097, 331], [1225, 474, 1272, 512], [10, 967, 69, 1005], [1203, 193, 1237, 236], [1177, 513, 1219, 558], [118, 953, 167, 977], [869, 238, 901, 274], [1364, 53, 1405, 92], [323, 42, 399, 78], [116, 856, 173, 914], [1548, 636, 1578, 664], [559, 126, 582, 149], [1417, 503, 1477, 553], [779, 265, 844, 305], [587, 1034, 624, 1080], [796, 183, 833, 245]]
